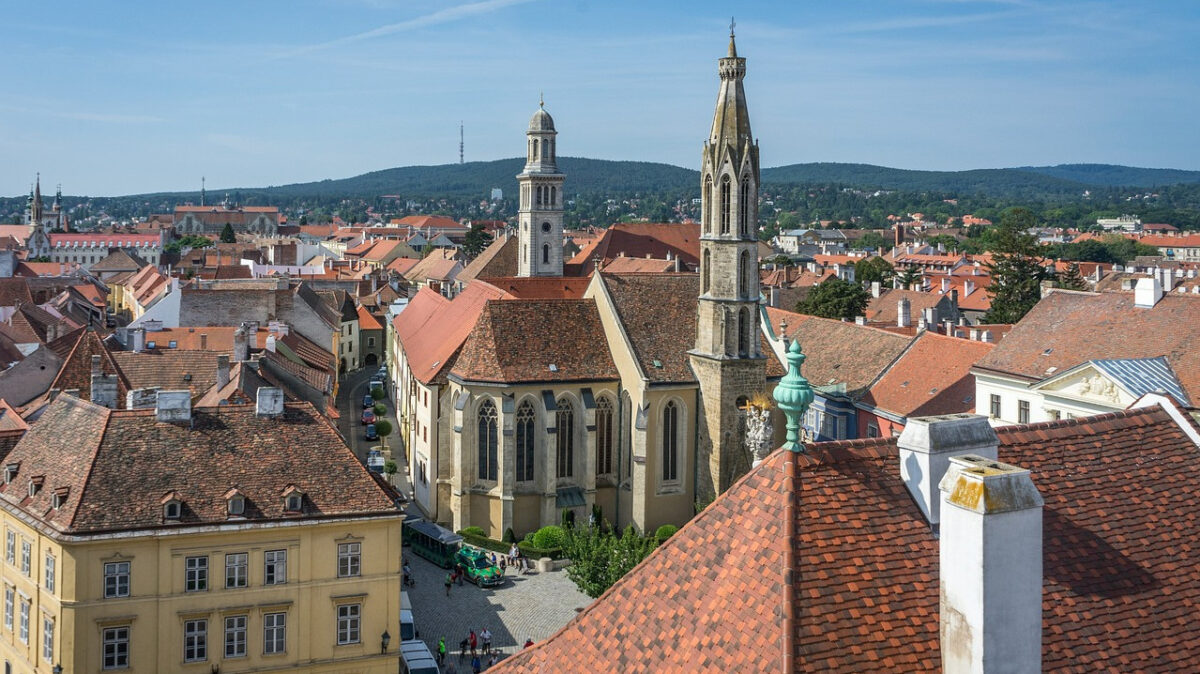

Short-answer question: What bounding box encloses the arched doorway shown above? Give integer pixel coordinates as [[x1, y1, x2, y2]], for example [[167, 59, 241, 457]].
[[365, 353, 378, 367]]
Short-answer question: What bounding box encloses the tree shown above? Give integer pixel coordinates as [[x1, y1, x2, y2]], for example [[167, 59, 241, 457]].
[[896, 267, 923, 290], [561, 523, 657, 599], [795, 277, 870, 321], [219, 223, 237, 243], [370, 386, 385, 400], [374, 419, 393, 449], [383, 459, 397, 477], [855, 257, 894, 286], [1057, 262, 1089, 291], [983, 207, 1050, 324], [164, 235, 214, 254], [853, 230, 889, 251], [462, 222, 491, 258]]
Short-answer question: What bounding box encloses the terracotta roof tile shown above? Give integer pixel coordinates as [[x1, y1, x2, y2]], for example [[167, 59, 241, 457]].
[[600, 273, 700, 384], [111, 350, 223, 399], [860, 331, 994, 417], [459, 235, 518, 282], [765, 307, 913, 396], [497, 404, 1200, 672], [396, 283, 506, 385], [451, 300, 617, 384]]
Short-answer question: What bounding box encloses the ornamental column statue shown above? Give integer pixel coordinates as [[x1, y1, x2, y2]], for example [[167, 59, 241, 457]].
[[773, 339, 815, 453]]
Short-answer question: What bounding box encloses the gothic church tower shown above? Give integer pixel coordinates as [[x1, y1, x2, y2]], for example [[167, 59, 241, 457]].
[[689, 28, 767, 501], [516, 98, 565, 277]]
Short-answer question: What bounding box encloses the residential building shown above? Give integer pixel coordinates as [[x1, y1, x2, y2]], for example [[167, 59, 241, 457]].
[[0, 390, 403, 673]]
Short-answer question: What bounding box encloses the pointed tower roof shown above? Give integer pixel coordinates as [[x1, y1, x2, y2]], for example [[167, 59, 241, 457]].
[[709, 24, 752, 150]]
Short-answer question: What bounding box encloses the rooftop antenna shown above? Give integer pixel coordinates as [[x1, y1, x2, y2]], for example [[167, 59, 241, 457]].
[[459, 121, 464, 165], [201, 176, 206, 207]]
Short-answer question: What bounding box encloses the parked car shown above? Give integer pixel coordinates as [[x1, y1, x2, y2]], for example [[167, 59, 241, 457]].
[[376, 366, 388, 381], [362, 394, 374, 408], [400, 641, 439, 674], [361, 409, 376, 425], [367, 449, 384, 473], [365, 424, 378, 441], [369, 379, 385, 396], [454, 548, 503, 587]]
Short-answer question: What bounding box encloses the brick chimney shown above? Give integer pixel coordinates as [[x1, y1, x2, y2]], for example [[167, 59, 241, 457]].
[[939, 455, 1044, 674], [155, 390, 192, 423], [898, 414, 999, 527]]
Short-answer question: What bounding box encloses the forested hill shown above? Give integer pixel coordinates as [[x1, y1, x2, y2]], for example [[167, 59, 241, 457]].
[[165, 160, 1200, 202]]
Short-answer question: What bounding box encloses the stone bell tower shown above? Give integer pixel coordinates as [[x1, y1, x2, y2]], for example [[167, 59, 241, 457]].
[[689, 26, 767, 502], [517, 96, 565, 277]]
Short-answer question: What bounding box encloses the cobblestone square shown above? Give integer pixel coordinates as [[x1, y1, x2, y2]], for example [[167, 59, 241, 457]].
[[404, 546, 592, 669]]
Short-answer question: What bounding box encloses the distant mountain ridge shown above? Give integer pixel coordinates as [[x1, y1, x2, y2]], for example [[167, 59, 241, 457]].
[[129, 160, 1200, 202]]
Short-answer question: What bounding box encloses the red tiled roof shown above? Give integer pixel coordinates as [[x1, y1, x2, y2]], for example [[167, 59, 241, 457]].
[[860, 331, 994, 417], [476, 277, 591, 299], [111, 350, 223, 398], [569, 222, 700, 273], [498, 404, 1200, 672], [600, 273, 700, 384], [973, 290, 1200, 401], [598, 257, 675, 273], [396, 283, 506, 385], [0, 396, 398, 534], [394, 215, 467, 231], [765, 307, 913, 396], [459, 235, 518, 282], [865, 288, 948, 324], [356, 305, 383, 331], [47, 329, 130, 403], [451, 299, 617, 384]]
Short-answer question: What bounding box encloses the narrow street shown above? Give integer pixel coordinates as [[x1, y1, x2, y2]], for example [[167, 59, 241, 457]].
[[335, 366, 412, 500]]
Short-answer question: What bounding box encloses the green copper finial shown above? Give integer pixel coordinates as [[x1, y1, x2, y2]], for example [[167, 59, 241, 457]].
[[773, 338, 814, 453]]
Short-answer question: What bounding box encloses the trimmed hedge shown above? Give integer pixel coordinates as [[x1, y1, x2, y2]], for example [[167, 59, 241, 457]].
[[654, 524, 678, 543], [456, 529, 511, 555], [517, 540, 563, 560], [531, 525, 566, 550]]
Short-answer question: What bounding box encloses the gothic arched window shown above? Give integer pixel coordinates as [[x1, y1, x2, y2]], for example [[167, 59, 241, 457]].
[[533, 139, 539, 161], [704, 176, 714, 235], [515, 400, 535, 482], [542, 243, 550, 265], [738, 307, 750, 358], [556, 398, 574, 478], [477, 399, 498, 481], [596, 396, 614, 475], [702, 249, 711, 295], [662, 401, 680, 483], [739, 177, 751, 237], [738, 250, 750, 297], [550, 186, 556, 207], [720, 176, 731, 235]]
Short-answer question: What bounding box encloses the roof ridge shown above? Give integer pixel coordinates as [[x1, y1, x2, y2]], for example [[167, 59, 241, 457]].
[[63, 397, 114, 530], [996, 406, 1159, 437]]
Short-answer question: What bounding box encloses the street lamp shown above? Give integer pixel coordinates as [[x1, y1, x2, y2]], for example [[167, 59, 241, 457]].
[[381, 629, 391, 654], [52, 666, 62, 674]]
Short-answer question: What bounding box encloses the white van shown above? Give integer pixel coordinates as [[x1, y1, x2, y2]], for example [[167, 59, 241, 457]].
[[401, 590, 418, 643], [400, 641, 440, 674]]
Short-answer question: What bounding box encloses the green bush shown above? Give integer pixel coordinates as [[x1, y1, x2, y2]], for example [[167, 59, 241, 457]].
[[523, 531, 534, 543], [370, 386, 385, 400], [654, 524, 678, 543], [531, 525, 566, 550], [383, 460, 397, 475], [374, 403, 387, 416], [456, 529, 510, 554], [517, 540, 563, 560], [503, 527, 517, 544], [461, 526, 485, 537]]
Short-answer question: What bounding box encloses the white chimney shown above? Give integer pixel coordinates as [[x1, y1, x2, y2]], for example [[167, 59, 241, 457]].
[[1134, 276, 1163, 308], [897, 298, 911, 328], [898, 414, 999, 527], [939, 455, 1044, 674], [855, 315, 867, 325], [216, 355, 230, 390], [130, 327, 146, 353], [1161, 268, 1175, 293], [155, 390, 192, 423], [980, 330, 993, 343], [963, 279, 975, 296], [256, 387, 284, 417], [871, 281, 881, 298]]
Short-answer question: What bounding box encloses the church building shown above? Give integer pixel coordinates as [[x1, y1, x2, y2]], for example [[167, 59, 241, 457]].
[[390, 31, 783, 539]]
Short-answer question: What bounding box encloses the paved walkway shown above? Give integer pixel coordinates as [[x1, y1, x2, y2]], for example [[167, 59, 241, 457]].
[[405, 549, 591, 668]]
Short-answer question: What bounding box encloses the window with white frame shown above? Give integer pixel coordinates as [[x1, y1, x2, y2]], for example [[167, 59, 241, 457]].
[[42, 615, 53, 662], [5, 530, 13, 565], [336, 604, 361, 645], [18, 599, 28, 644], [3, 585, 11, 630], [43, 554, 55, 593], [224, 615, 246, 658], [225, 553, 248, 588], [104, 561, 130, 598], [264, 550, 286, 585], [185, 556, 207, 592], [263, 612, 286, 654], [102, 626, 129, 669], [184, 619, 207, 662], [337, 542, 361, 578], [19, 541, 29, 576]]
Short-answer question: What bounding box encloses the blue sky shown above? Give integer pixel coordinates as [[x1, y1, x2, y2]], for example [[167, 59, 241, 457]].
[[4, 0, 1198, 195]]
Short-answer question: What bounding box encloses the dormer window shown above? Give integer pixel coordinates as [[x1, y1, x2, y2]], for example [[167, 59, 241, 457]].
[[164, 501, 181, 519], [52, 487, 69, 509], [282, 485, 304, 513], [3, 464, 17, 484], [225, 488, 246, 517], [28, 476, 44, 498]]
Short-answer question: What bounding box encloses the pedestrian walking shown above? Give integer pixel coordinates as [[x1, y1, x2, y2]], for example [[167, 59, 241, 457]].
[[481, 627, 492, 655], [471, 655, 482, 674], [468, 629, 478, 656], [445, 572, 453, 597], [457, 563, 466, 586], [499, 556, 507, 574], [437, 637, 447, 665]]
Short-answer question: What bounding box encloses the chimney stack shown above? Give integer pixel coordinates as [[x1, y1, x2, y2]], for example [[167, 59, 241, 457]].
[[233, 326, 249, 363], [155, 390, 192, 423], [130, 327, 146, 353], [898, 414, 999, 527], [871, 280, 881, 298], [897, 298, 911, 328], [216, 355, 231, 390], [1134, 276, 1164, 308], [90, 355, 118, 409], [939, 455, 1044, 674], [256, 387, 284, 417]]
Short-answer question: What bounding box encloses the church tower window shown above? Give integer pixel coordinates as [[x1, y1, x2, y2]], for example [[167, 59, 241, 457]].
[[515, 401, 535, 482], [703, 176, 713, 235], [662, 401, 680, 483], [738, 250, 749, 297], [738, 307, 750, 358], [720, 176, 731, 234], [477, 400, 498, 481], [702, 249, 711, 295], [555, 398, 575, 479], [542, 244, 550, 265], [596, 397, 614, 476], [739, 177, 750, 237]]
